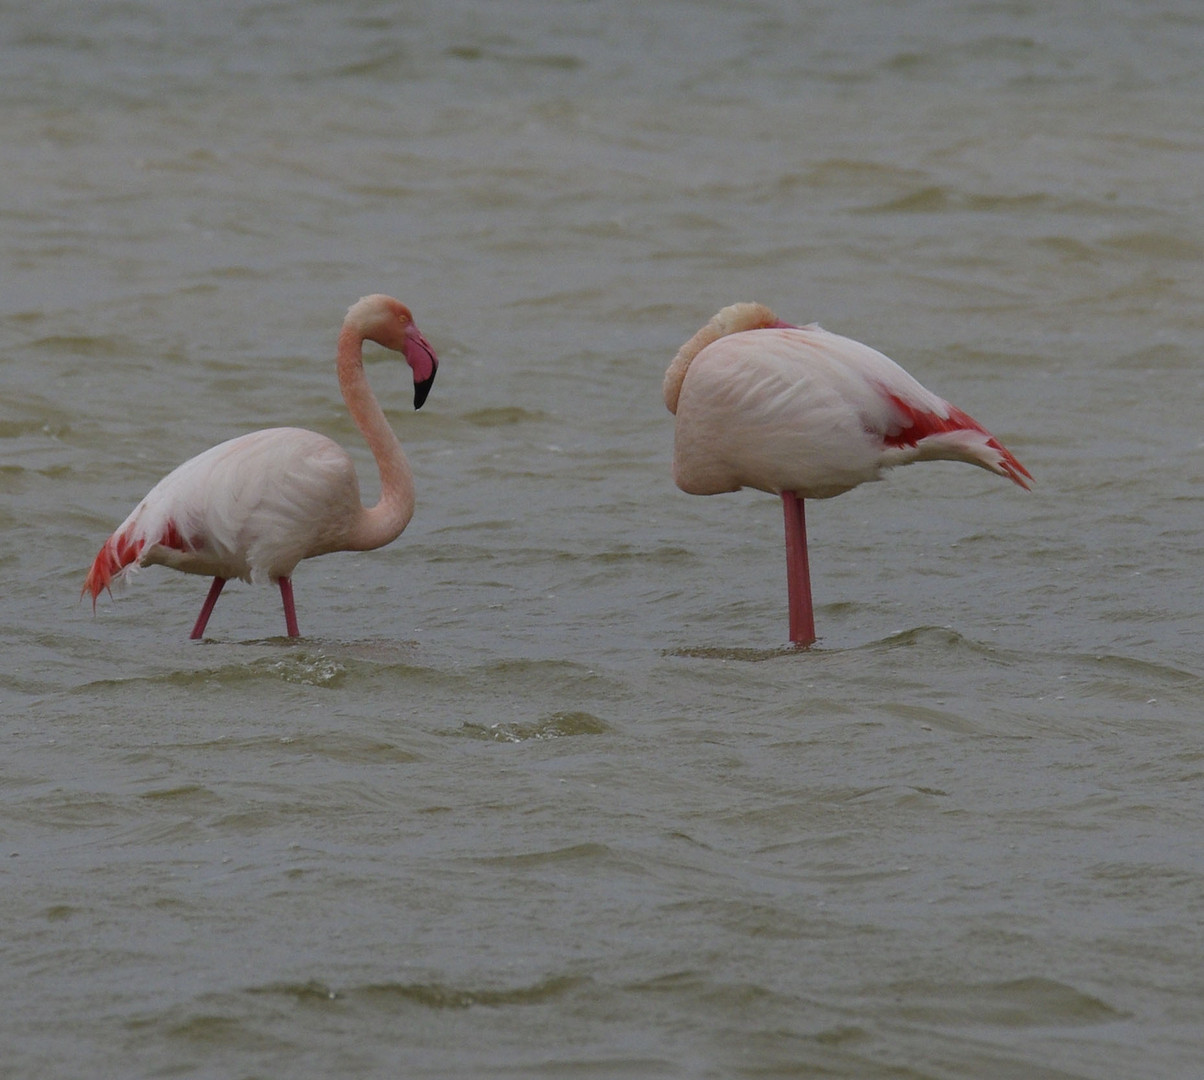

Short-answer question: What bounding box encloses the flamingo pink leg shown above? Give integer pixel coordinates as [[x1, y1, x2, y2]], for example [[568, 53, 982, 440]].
[[781, 492, 816, 648], [277, 577, 300, 637], [190, 577, 227, 640]]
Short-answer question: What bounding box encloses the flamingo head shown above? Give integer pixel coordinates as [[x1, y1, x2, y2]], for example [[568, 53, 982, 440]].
[[349, 294, 439, 409]]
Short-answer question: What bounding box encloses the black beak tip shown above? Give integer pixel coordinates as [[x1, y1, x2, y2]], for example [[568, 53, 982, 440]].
[[413, 373, 435, 410]]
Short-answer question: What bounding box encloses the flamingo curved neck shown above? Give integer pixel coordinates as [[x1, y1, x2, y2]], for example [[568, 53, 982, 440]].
[[336, 325, 415, 551], [663, 301, 780, 414]]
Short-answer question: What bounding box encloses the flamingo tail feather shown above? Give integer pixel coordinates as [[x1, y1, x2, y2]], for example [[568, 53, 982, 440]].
[[82, 520, 191, 608], [882, 394, 1032, 490]]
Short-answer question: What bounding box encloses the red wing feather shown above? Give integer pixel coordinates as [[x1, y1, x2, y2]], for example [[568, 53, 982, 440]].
[[82, 520, 194, 606], [881, 393, 1033, 489]]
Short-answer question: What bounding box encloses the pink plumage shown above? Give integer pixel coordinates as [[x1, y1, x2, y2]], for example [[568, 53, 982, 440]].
[[83, 294, 439, 639], [664, 302, 1031, 646]]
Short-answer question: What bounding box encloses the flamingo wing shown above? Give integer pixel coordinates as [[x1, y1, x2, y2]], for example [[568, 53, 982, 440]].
[[83, 428, 361, 604], [791, 325, 1032, 488], [673, 326, 890, 498], [672, 324, 1030, 499]]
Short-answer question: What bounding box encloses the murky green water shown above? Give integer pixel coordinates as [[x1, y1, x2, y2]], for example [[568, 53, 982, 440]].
[[3, 2, 1203, 1076]]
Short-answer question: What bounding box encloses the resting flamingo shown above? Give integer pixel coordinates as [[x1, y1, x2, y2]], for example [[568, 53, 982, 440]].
[[664, 302, 1031, 647], [83, 294, 438, 639]]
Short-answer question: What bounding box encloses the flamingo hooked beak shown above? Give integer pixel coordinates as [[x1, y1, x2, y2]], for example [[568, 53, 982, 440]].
[[404, 325, 439, 409]]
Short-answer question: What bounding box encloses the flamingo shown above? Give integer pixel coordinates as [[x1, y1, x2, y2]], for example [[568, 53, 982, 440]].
[[83, 294, 438, 639], [663, 302, 1031, 647]]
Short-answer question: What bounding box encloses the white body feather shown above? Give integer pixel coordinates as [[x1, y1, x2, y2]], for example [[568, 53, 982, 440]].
[[669, 320, 1028, 499], [107, 427, 364, 586]]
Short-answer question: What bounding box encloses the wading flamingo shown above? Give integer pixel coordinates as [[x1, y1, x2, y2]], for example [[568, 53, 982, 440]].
[[664, 302, 1030, 647], [83, 294, 438, 639]]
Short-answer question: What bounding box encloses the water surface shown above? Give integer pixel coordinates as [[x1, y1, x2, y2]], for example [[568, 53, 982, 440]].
[[3, 2, 1204, 1076]]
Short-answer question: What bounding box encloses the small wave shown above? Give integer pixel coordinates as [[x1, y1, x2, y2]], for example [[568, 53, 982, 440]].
[[666, 644, 812, 662], [267, 732, 420, 764], [859, 625, 1016, 659], [474, 842, 629, 871], [257, 654, 346, 687], [458, 710, 612, 742], [460, 405, 550, 427], [249, 973, 584, 1010], [877, 975, 1126, 1027]]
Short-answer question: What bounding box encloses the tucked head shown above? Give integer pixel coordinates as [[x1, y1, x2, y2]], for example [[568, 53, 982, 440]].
[[664, 301, 795, 414], [345, 294, 439, 409]]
